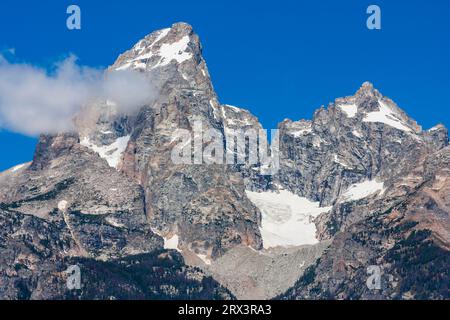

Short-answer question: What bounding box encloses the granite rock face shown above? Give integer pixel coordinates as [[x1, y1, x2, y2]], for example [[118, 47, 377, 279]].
[[279, 148, 450, 300], [73, 23, 264, 263], [273, 83, 448, 240], [0, 22, 449, 300], [1, 133, 162, 260], [273, 84, 449, 300], [275, 83, 446, 205], [0, 132, 231, 299]]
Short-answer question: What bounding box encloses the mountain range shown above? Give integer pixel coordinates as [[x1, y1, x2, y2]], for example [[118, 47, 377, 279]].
[[0, 22, 448, 300]]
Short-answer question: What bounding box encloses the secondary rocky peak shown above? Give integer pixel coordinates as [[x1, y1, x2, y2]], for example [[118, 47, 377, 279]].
[[280, 118, 312, 138], [282, 82, 420, 136], [329, 82, 425, 135], [425, 123, 449, 149], [428, 123, 446, 132], [170, 21, 195, 37], [275, 80, 448, 213], [30, 133, 79, 171], [355, 81, 379, 97]]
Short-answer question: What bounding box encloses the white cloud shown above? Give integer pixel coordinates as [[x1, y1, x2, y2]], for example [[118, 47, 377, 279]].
[[0, 55, 156, 136]]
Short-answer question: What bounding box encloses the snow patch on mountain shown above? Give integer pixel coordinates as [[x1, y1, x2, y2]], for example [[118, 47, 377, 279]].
[[197, 253, 212, 265], [337, 103, 358, 118], [209, 99, 221, 119], [342, 180, 385, 202], [132, 28, 170, 56], [290, 127, 312, 137], [223, 104, 242, 112], [333, 154, 351, 168], [153, 35, 192, 68], [10, 163, 28, 173], [245, 189, 332, 249], [58, 200, 68, 211], [428, 124, 444, 132], [115, 28, 191, 71], [81, 135, 130, 169], [148, 28, 171, 49], [221, 105, 254, 127], [164, 234, 181, 252], [285, 121, 313, 138], [352, 130, 362, 138], [363, 100, 412, 132]]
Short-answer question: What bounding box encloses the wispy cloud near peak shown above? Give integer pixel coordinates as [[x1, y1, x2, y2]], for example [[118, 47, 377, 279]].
[[0, 55, 155, 136]]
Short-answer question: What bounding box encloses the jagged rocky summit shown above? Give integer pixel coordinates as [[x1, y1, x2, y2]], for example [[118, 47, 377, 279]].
[[0, 22, 448, 300]]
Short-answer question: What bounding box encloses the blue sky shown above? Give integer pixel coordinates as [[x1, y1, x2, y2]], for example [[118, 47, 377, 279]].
[[0, 0, 449, 171]]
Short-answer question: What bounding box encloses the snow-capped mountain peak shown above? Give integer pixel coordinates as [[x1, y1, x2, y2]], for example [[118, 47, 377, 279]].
[[111, 22, 199, 73]]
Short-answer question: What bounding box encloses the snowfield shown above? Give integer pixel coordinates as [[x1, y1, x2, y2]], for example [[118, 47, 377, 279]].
[[245, 189, 332, 249], [363, 100, 412, 132], [80, 135, 130, 169], [164, 234, 181, 252], [342, 180, 385, 202], [337, 103, 358, 118], [116, 30, 192, 71]]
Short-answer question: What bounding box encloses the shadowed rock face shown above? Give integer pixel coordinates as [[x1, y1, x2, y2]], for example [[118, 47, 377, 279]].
[[1, 133, 161, 259], [0, 22, 449, 300], [0, 132, 233, 299]]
